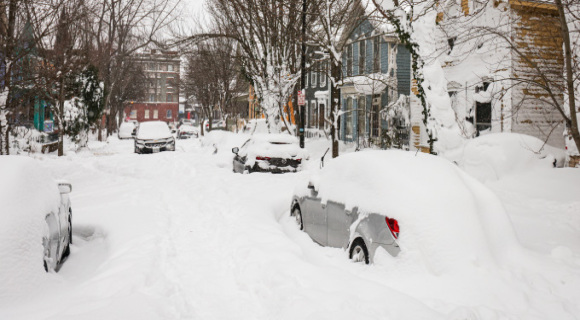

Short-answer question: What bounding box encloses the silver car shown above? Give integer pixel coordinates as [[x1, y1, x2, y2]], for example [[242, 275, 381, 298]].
[[290, 186, 400, 264], [134, 121, 176, 154]]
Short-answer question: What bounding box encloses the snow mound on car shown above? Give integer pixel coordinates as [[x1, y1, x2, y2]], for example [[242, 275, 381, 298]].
[[0, 156, 61, 302], [307, 150, 521, 274], [136, 121, 172, 140], [451, 133, 566, 182]]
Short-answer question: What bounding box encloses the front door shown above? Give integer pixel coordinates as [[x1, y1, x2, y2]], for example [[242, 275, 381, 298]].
[[302, 194, 327, 246], [318, 104, 325, 129], [326, 201, 352, 249]]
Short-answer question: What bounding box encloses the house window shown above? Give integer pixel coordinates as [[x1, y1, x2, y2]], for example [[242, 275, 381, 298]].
[[345, 97, 353, 138], [166, 109, 172, 119], [347, 44, 353, 77], [475, 101, 492, 134], [130, 110, 137, 119], [448, 37, 457, 54], [311, 101, 317, 128], [320, 63, 327, 87], [167, 94, 173, 102], [373, 37, 381, 73], [359, 40, 366, 74], [358, 96, 366, 138], [150, 94, 155, 102], [144, 109, 150, 119], [371, 94, 380, 138], [311, 71, 317, 88], [168, 64, 174, 72], [153, 109, 159, 119]]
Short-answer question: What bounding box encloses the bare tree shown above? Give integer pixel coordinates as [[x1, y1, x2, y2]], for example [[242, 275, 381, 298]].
[[85, 0, 179, 140], [205, 0, 308, 133]]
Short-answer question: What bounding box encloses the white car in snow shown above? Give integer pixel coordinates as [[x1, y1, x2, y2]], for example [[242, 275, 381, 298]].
[[291, 150, 519, 265], [134, 121, 176, 154], [232, 134, 308, 173], [118, 121, 137, 139], [0, 156, 73, 273]]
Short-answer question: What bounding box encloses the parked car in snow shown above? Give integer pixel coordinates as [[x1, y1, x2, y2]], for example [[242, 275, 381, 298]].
[[118, 121, 137, 139], [0, 156, 73, 273], [232, 134, 308, 173], [290, 150, 518, 265], [134, 121, 176, 154], [204, 119, 226, 132], [177, 124, 199, 139]]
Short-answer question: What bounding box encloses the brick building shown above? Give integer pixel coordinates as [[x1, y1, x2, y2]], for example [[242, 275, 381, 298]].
[[125, 50, 180, 123]]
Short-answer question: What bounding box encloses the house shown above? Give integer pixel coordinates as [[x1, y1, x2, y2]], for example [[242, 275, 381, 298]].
[[430, 0, 566, 149], [124, 50, 180, 123], [339, 17, 413, 149], [304, 52, 331, 136]]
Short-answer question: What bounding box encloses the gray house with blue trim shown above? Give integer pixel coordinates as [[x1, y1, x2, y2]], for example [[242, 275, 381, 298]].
[[339, 18, 412, 148]]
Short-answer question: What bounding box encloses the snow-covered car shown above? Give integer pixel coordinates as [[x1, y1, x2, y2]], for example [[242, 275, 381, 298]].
[[177, 124, 199, 139], [204, 119, 226, 132], [290, 150, 519, 265], [118, 121, 137, 139], [0, 156, 73, 274], [134, 121, 176, 154], [232, 134, 308, 173]]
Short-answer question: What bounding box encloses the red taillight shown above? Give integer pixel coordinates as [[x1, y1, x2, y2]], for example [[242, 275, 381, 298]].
[[256, 156, 271, 161], [386, 217, 399, 239], [296, 159, 302, 163]]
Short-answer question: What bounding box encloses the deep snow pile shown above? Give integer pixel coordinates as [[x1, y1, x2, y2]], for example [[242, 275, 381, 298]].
[[1, 134, 579, 320], [446, 133, 567, 182], [303, 150, 520, 274], [0, 156, 61, 303]]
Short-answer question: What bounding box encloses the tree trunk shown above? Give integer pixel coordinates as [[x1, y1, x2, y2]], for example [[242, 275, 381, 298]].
[[331, 62, 341, 158], [555, 0, 580, 153], [57, 78, 66, 156]]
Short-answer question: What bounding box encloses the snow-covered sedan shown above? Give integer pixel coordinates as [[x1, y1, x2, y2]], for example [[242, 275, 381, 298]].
[[118, 121, 137, 139], [232, 134, 308, 173], [291, 150, 519, 266], [134, 121, 176, 154], [0, 156, 73, 274], [177, 124, 199, 139]]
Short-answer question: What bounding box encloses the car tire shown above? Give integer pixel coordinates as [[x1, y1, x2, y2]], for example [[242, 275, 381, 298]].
[[62, 215, 72, 259], [291, 205, 303, 230], [349, 238, 369, 264]]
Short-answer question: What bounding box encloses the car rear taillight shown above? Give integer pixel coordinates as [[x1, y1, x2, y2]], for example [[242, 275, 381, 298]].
[[296, 159, 302, 163], [386, 217, 399, 239], [256, 156, 271, 161]]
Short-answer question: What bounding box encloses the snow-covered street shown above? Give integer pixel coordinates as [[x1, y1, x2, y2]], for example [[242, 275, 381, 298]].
[[2, 136, 580, 320]]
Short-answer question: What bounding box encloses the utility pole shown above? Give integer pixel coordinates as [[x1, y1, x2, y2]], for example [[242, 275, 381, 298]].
[[299, 0, 306, 148]]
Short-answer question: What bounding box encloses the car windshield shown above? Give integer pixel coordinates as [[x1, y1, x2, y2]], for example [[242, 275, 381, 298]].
[[137, 122, 172, 139]]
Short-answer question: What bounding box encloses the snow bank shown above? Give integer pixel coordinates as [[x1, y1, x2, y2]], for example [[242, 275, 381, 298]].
[[451, 133, 566, 182], [301, 150, 520, 274], [0, 156, 60, 303]]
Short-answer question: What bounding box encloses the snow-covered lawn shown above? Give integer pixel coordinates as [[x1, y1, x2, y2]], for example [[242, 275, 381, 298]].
[[1, 135, 579, 319]]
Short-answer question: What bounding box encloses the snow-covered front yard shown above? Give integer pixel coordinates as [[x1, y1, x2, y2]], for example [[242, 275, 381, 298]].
[[1, 135, 579, 319]]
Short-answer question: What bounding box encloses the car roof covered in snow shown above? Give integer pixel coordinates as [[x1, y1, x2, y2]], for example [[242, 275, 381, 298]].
[[136, 121, 172, 140], [298, 149, 520, 273]]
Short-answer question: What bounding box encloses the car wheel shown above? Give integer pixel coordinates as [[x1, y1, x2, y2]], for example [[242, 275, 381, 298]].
[[349, 238, 369, 264], [62, 215, 72, 259], [291, 205, 303, 230]]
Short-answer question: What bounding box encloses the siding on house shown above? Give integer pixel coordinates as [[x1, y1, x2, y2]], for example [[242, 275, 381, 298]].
[[510, 1, 565, 148]]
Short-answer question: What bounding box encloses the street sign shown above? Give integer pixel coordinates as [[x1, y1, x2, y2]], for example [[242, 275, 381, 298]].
[[298, 90, 306, 106]]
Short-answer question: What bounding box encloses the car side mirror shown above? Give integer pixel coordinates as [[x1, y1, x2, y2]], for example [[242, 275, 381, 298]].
[[58, 182, 72, 194], [232, 147, 239, 154], [307, 182, 317, 192]]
